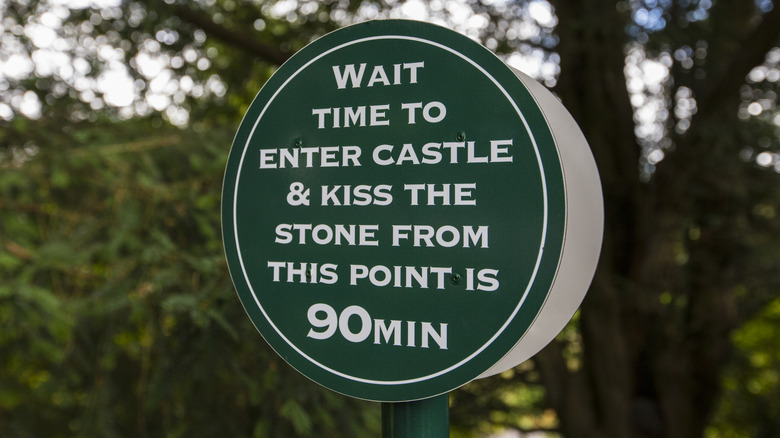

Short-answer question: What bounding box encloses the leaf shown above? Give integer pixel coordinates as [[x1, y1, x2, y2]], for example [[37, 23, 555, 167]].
[[280, 400, 313, 435]]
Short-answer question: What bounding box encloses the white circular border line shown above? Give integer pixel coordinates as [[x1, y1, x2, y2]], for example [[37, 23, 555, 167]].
[[231, 35, 551, 385]]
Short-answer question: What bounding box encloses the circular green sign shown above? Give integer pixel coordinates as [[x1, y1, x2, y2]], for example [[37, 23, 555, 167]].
[[222, 20, 601, 402]]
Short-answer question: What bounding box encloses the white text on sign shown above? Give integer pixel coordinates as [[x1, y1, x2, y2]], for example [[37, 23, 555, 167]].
[[266, 261, 500, 292], [258, 140, 515, 169], [307, 303, 448, 349], [332, 62, 425, 89], [273, 223, 489, 248]]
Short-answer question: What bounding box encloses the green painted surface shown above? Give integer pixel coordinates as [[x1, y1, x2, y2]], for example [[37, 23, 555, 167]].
[[222, 20, 565, 401], [382, 395, 450, 438]]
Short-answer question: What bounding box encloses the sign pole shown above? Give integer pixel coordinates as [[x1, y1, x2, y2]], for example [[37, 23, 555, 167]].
[[382, 393, 449, 438]]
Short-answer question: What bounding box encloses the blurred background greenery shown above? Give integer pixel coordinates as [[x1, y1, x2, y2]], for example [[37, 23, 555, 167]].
[[1, 1, 779, 437]]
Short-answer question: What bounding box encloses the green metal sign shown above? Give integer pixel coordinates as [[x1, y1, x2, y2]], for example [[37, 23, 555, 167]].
[[222, 20, 602, 402]]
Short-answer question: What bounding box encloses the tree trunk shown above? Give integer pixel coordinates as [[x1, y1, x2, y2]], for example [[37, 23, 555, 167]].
[[546, 2, 640, 436], [539, 1, 762, 437]]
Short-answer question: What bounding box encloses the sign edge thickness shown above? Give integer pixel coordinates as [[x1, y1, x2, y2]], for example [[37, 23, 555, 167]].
[[477, 68, 604, 378]]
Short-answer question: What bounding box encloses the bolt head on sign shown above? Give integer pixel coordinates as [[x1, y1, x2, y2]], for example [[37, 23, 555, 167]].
[[222, 19, 603, 402]]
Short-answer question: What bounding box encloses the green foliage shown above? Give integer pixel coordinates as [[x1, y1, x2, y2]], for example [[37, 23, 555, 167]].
[[451, 366, 557, 438], [707, 298, 780, 438], [0, 118, 379, 436]]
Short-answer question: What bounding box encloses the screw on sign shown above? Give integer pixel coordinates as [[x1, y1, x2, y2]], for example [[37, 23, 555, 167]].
[[222, 20, 603, 405]]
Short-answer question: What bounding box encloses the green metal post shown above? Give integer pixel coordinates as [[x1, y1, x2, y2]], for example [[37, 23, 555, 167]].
[[381, 393, 449, 438]]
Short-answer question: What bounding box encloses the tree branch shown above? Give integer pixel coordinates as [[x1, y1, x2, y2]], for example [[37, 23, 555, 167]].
[[699, 5, 780, 114], [171, 3, 291, 66]]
